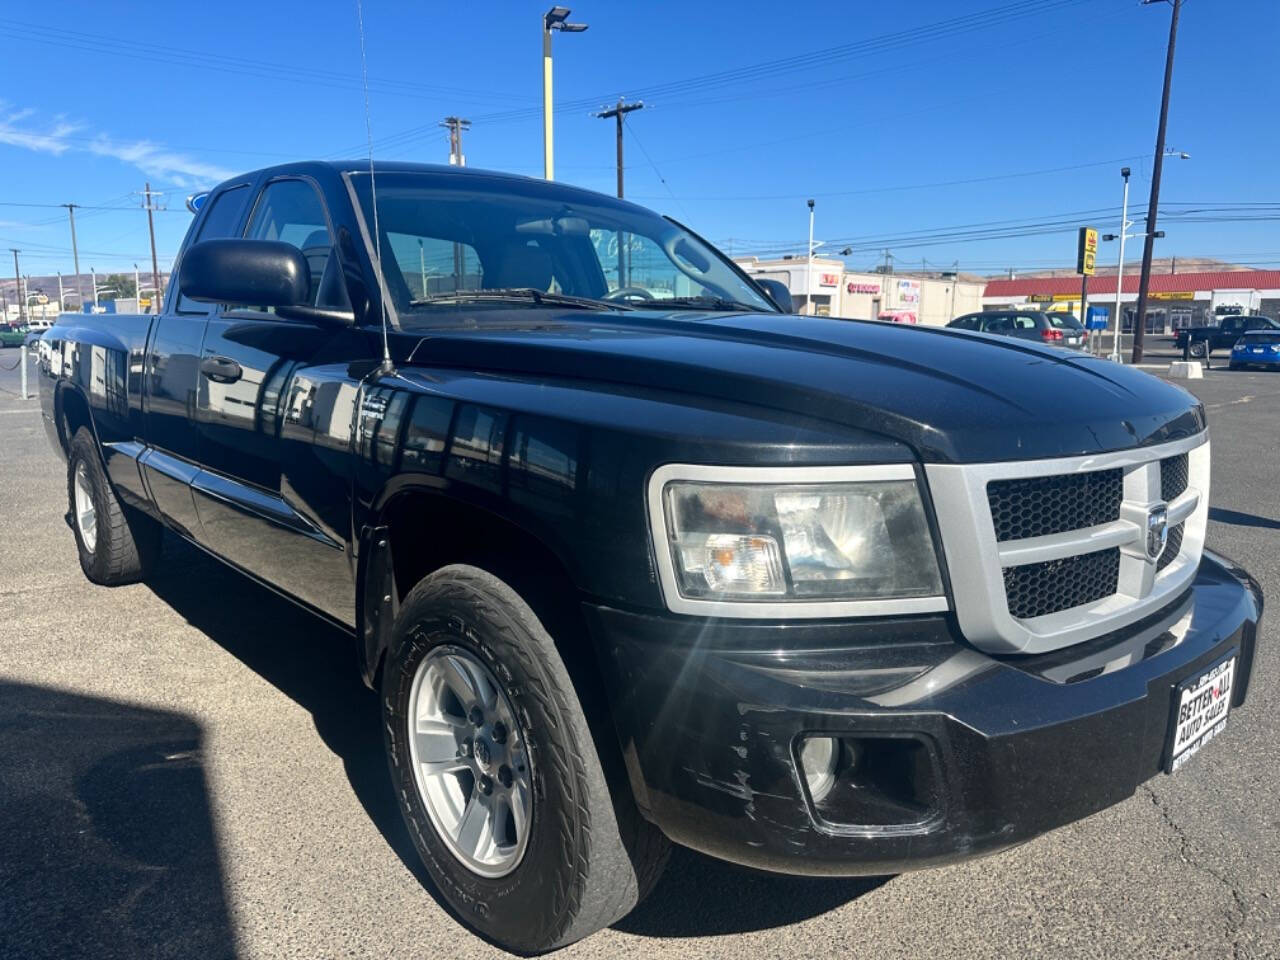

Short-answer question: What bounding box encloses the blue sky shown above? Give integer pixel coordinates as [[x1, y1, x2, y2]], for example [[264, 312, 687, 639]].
[[1, 0, 1277, 281]]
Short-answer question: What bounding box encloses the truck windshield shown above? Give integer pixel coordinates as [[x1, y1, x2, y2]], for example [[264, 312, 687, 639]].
[[347, 171, 775, 326]]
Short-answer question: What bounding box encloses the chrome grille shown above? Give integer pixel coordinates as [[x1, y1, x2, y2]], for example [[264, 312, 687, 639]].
[[987, 469, 1122, 542], [925, 434, 1210, 655], [1003, 548, 1120, 619]]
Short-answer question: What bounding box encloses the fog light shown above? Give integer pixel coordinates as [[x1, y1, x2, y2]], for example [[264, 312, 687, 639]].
[[798, 735, 839, 803]]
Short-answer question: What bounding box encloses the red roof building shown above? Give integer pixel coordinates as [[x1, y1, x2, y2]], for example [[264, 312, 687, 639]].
[[983, 270, 1280, 299]]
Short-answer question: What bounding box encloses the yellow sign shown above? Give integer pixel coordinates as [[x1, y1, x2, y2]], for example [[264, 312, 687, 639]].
[[1077, 227, 1098, 276], [1150, 291, 1194, 301]]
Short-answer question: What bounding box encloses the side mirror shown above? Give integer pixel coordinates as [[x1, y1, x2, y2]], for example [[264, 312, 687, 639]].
[[180, 239, 311, 309], [755, 277, 793, 314]]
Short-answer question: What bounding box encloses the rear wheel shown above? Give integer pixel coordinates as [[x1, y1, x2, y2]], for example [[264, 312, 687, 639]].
[[382, 565, 668, 952], [66, 427, 161, 585], [1190, 340, 1208, 358]]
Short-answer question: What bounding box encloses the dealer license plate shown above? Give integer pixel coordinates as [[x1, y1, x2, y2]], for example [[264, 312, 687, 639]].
[[1166, 653, 1236, 774]]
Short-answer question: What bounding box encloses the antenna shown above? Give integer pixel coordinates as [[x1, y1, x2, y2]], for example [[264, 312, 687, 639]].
[[355, 0, 393, 373]]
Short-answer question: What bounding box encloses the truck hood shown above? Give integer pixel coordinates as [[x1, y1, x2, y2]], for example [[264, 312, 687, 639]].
[[403, 310, 1205, 463]]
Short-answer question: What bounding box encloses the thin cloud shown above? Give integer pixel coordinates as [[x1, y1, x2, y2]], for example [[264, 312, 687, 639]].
[[0, 104, 234, 187]]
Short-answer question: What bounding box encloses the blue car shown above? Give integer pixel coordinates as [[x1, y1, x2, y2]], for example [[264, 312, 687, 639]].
[[1228, 330, 1280, 370]]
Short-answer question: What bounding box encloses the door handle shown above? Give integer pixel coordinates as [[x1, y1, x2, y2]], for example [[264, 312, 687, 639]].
[[200, 355, 243, 384]]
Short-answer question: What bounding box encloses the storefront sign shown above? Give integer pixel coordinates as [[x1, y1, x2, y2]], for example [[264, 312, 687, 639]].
[[819, 273, 839, 287], [847, 282, 881, 295], [897, 279, 920, 304], [1077, 227, 1098, 276], [1150, 291, 1195, 301]]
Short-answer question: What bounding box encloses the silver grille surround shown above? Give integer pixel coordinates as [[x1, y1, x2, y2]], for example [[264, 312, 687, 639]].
[[925, 433, 1209, 655]]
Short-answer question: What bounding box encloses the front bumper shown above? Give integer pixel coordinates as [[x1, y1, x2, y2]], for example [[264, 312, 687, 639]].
[[586, 551, 1262, 876]]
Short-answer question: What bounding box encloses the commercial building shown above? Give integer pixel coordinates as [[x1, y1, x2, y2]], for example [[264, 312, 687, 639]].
[[734, 256, 986, 325], [982, 270, 1280, 334]]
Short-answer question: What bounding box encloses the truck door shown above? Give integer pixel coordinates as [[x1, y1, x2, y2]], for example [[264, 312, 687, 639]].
[[143, 182, 252, 537], [192, 175, 366, 626]]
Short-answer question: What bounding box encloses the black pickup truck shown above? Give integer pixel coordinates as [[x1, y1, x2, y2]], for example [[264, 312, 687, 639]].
[[38, 162, 1262, 952], [1174, 313, 1280, 358]]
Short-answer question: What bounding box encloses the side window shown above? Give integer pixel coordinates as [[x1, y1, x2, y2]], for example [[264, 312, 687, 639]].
[[176, 185, 250, 314], [985, 316, 1013, 334], [1011, 315, 1037, 331], [244, 179, 333, 308]]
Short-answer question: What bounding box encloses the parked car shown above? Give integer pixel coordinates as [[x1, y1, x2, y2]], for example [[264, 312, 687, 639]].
[[37, 161, 1262, 953], [948, 309, 1086, 349], [1174, 313, 1280, 358], [1228, 329, 1280, 370], [0, 324, 29, 348]]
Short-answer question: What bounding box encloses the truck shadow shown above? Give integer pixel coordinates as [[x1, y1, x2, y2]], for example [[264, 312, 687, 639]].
[[1209, 506, 1280, 531], [615, 847, 889, 937], [144, 535, 886, 940], [0, 679, 237, 960]]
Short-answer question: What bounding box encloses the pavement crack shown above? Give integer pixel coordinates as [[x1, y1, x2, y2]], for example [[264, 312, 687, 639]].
[[1141, 783, 1249, 956]]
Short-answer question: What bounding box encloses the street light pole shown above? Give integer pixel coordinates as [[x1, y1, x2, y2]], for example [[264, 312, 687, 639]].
[[542, 6, 588, 181], [1132, 0, 1182, 364], [91, 266, 98, 308], [1110, 168, 1132, 364], [418, 238, 427, 297], [134, 263, 141, 312], [806, 199, 816, 316], [10, 249, 23, 325]]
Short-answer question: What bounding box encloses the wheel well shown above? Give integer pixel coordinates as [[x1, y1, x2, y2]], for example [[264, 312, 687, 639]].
[[57, 385, 92, 453], [379, 490, 593, 674], [372, 488, 643, 816]]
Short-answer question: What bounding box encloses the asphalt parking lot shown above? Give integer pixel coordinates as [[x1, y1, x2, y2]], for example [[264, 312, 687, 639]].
[[1, 346, 1277, 960]]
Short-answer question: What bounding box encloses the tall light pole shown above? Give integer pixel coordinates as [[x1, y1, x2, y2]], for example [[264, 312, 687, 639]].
[[91, 266, 98, 308], [1105, 168, 1132, 364], [542, 6, 588, 181], [57, 271, 64, 311], [418, 238, 427, 297], [1132, 0, 1182, 364], [806, 199, 816, 316], [134, 263, 142, 312]]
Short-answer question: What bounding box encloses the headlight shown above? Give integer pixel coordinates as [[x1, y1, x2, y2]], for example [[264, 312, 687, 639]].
[[649, 464, 946, 617]]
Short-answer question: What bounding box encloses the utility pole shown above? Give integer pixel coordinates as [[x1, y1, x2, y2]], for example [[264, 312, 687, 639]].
[[141, 183, 164, 308], [1132, 0, 1182, 364], [439, 116, 471, 166], [594, 99, 644, 198], [61, 203, 82, 305], [596, 99, 644, 289], [10, 249, 23, 325]]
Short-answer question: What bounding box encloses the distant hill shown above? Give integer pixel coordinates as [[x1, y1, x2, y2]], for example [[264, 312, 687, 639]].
[[997, 257, 1249, 279]]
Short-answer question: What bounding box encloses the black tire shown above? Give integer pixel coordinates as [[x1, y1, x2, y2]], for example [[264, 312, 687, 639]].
[[66, 427, 161, 585], [1190, 340, 1208, 358], [382, 565, 668, 953]]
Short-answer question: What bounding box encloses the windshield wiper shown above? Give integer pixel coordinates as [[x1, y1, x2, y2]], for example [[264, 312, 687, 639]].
[[410, 288, 635, 311], [655, 295, 771, 313]]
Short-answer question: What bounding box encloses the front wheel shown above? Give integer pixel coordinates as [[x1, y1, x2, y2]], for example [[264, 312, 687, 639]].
[[382, 565, 668, 952], [1189, 340, 1208, 358]]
